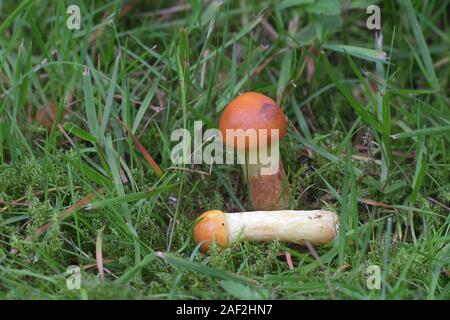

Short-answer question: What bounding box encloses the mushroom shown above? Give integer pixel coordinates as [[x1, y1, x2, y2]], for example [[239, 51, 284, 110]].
[[193, 209, 339, 253], [219, 92, 289, 210]]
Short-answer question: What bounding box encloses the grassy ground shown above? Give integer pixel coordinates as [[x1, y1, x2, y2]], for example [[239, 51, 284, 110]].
[[0, 0, 449, 300]]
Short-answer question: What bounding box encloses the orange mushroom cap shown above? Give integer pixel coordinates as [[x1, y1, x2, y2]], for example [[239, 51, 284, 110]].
[[219, 92, 287, 150], [193, 210, 228, 253]]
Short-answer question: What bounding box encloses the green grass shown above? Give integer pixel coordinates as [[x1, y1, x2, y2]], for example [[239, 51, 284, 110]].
[[0, 0, 449, 300]]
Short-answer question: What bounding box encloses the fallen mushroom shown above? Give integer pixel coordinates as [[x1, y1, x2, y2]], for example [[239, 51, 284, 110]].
[[193, 209, 339, 253], [219, 92, 289, 210]]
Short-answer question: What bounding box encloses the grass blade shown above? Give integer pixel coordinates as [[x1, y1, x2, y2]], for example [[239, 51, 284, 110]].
[[391, 126, 450, 139], [0, 0, 33, 35], [401, 0, 439, 89], [83, 67, 99, 139], [321, 54, 382, 133], [99, 51, 121, 138]]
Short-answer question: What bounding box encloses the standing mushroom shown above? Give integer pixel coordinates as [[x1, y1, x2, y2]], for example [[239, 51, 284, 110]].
[[193, 209, 339, 253], [219, 92, 289, 210]]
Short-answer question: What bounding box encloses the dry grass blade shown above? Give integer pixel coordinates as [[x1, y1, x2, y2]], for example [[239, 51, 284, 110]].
[[139, 4, 191, 18], [10, 188, 104, 255], [1, 186, 75, 213], [304, 240, 336, 300], [0, 200, 30, 207], [359, 198, 393, 209], [117, 117, 164, 178], [277, 251, 295, 270], [96, 227, 105, 281]]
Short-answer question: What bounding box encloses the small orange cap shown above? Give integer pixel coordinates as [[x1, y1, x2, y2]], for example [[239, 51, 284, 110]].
[[193, 210, 228, 253], [219, 92, 287, 150]]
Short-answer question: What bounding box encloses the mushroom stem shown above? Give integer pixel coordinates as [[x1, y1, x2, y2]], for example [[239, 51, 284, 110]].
[[194, 210, 339, 253], [226, 210, 338, 244], [240, 141, 289, 210]]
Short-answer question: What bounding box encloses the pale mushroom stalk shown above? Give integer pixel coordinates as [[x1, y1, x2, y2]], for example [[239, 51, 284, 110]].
[[240, 140, 289, 210], [194, 210, 340, 253]]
